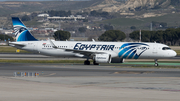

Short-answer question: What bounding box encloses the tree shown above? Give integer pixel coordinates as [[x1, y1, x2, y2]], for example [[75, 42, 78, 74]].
[[165, 28, 178, 45], [142, 31, 153, 42], [31, 12, 38, 19], [53, 30, 71, 41], [98, 30, 126, 41], [130, 26, 136, 30], [104, 25, 113, 31], [83, 19, 88, 22], [47, 10, 71, 17], [130, 28, 180, 45], [176, 28, 180, 38], [129, 30, 156, 42], [152, 21, 159, 27], [159, 22, 167, 28], [100, 12, 109, 17], [0, 34, 14, 41], [90, 10, 98, 16], [129, 31, 139, 41], [153, 30, 164, 43], [67, 10, 71, 16], [76, 12, 88, 15], [21, 15, 31, 21], [90, 10, 109, 17], [171, 0, 180, 6]]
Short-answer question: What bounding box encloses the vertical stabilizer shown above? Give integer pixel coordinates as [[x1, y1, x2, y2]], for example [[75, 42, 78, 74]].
[[12, 17, 37, 41]]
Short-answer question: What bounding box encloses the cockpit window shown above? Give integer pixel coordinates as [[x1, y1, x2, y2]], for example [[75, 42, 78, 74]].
[[162, 47, 171, 50]]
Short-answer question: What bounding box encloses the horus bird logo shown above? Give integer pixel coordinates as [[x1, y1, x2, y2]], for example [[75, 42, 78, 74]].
[[118, 43, 149, 59], [14, 25, 27, 37]]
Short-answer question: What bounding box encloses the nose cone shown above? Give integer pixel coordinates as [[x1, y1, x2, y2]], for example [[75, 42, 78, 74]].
[[171, 50, 177, 57]]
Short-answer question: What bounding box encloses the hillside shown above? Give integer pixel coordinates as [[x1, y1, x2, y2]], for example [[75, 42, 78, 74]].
[[0, 0, 180, 31], [0, 0, 104, 16], [0, 0, 179, 17], [84, 0, 180, 12], [83, 0, 180, 18]]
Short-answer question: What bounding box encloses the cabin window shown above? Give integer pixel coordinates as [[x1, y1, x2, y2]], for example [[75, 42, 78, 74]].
[[162, 47, 171, 50]]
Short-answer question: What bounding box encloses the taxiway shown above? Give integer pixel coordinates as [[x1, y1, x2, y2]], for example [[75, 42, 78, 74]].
[[0, 54, 180, 101]]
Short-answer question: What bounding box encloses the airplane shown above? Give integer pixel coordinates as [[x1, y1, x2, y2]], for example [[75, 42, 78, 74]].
[[9, 17, 177, 66]]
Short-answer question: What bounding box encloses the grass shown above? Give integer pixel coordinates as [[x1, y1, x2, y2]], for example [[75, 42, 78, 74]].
[[0, 46, 30, 53], [0, 59, 85, 63], [102, 17, 145, 27], [130, 65, 180, 69], [175, 50, 180, 56]]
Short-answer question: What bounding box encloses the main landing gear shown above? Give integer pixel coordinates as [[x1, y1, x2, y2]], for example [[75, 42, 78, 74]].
[[84, 59, 99, 65], [84, 59, 90, 65], [93, 60, 99, 65], [154, 59, 159, 66]]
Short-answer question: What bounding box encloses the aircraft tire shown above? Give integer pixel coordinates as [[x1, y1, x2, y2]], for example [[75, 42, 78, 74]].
[[154, 63, 159, 67], [84, 60, 90, 65], [93, 61, 99, 65]]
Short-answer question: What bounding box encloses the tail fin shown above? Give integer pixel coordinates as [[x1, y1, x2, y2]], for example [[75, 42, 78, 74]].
[[12, 17, 37, 41]]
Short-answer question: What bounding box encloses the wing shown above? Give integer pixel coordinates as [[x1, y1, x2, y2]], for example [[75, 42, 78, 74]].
[[48, 39, 105, 57], [65, 48, 105, 57]]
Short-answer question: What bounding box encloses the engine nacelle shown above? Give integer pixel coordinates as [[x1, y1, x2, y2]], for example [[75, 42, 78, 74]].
[[111, 58, 124, 63], [94, 54, 111, 63]]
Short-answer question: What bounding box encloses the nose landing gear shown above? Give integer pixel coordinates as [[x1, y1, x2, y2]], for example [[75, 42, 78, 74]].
[[154, 59, 159, 66]]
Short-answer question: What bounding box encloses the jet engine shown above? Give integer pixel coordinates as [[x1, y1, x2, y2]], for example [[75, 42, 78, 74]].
[[94, 54, 111, 63]]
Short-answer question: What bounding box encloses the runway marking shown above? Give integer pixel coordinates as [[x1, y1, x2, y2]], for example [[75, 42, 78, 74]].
[[42, 73, 57, 77], [49, 73, 56, 76], [113, 71, 154, 74], [123, 62, 180, 66]]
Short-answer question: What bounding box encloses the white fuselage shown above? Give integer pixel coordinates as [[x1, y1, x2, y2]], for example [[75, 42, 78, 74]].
[[10, 41, 177, 59]]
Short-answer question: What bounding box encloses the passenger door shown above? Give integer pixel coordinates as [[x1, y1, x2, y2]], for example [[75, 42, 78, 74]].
[[153, 45, 158, 54]]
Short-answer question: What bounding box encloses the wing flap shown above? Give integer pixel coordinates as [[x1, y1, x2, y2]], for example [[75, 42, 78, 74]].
[[65, 48, 105, 56]]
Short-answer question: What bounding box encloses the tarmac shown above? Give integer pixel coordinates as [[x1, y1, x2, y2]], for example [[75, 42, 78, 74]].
[[0, 63, 180, 101]]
